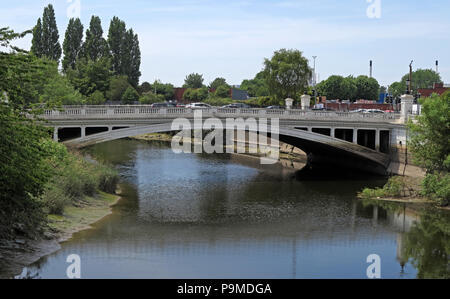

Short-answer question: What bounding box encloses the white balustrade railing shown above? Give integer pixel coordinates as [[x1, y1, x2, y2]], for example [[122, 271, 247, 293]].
[[41, 105, 402, 122]]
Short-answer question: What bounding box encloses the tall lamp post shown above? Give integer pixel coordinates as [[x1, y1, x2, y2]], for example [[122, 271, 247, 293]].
[[312, 56, 317, 106]]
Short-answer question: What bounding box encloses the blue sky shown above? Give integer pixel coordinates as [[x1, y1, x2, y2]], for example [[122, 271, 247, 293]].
[[2, 0, 449, 87]]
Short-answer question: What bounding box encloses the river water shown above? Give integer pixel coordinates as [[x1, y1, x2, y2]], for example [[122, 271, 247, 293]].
[[16, 139, 450, 278]]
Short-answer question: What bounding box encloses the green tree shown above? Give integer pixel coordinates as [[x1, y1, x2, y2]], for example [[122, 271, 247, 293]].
[[39, 75, 84, 106], [151, 80, 175, 101], [106, 75, 131, 102], [401, 69, 442, 91], [1, 27, 59, 107], [31, 18, 43, 57], [66, 57, 112, 97], [139, 92, 165, 104], [121, 86, 139, 104], [390, 69, 442, 97], [108, 17, 127, 75], [183, 73, 204, 89], [82, 16, 109, 61], [139, 82, 152, 94], [263, 49, 311, 101], [62, 18, 84, 71], [241, 71, 269, 97], [409, 91, 450, 172], [354, 75, 380, 101], [124, 29, 141, 87], [209, 77, 229, 90], [316, 75, 356, 101], [409, 91, 450, 205], [215, 85, 230, 98], [41, 4, 62, 62], [87, 90, 106, 105], [389, 81, 404, 98], [107, 17, 141, 87]]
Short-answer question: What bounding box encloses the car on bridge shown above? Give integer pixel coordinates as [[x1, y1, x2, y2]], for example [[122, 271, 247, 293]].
[[186, 103, 212, 109], [221, 103, 251, 109], [365, 109, 385, 114], [266, 105, 285, 110], [150, 102, 176, 108]]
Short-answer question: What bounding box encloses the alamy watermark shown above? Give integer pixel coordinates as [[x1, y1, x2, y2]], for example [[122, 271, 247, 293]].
[[67, 0, 81, 19], [366, 254, 381, 279], [170, 110, 280, 165], [366, 0, 381, 19]]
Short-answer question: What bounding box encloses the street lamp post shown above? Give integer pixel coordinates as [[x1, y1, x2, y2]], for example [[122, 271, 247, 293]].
[[312, 56, 317, 107]]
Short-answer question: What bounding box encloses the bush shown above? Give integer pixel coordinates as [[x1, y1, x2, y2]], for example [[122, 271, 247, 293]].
[[107, 75, 131, 102], [139, 92, 165, 104], [203, 97, 234, 107], [96, 165, 119, 194], [41, 183, 71, 215], [121, 86, 140, 104], [215, 85, 230, 98], [422, 172, 450, 206], [359, 176, 406, 199], [87, 90, 106, 105]]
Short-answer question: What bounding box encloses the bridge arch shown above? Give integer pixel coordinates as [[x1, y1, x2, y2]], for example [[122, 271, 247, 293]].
[[63, 122, 390, 175]]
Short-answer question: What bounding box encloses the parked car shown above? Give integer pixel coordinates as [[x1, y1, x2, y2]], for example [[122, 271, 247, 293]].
[[266, 105, 285, 110], [221, 103, 251, 109], [365, 109, 385, 114], [350, 109, 368, 113], [312, 107, 336, 112], [186, 103, 212, 109], [150, 102, 176, 108]]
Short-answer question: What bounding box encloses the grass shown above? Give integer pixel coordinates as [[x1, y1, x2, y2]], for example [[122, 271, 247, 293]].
[[47, 191, 120, 240]]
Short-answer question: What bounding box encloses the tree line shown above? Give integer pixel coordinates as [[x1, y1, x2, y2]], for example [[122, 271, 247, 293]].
[[30, 4, 141, 105]]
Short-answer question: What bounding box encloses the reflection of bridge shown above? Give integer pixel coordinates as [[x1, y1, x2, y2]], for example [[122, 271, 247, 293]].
[[41, 106, 410, 175]]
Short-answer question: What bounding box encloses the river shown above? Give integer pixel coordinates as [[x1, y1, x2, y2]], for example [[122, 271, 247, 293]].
[[14, 139, 450, 278]]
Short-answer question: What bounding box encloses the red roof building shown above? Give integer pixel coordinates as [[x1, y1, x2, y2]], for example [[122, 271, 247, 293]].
[[418, 83, 449, 98]]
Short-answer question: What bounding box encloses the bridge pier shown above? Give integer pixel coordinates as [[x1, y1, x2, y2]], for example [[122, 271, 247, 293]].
[[81, 126, 86, 138], [53, 127, 59, 142], [353, 129, 358, 144], [375, 129, 380, 152]]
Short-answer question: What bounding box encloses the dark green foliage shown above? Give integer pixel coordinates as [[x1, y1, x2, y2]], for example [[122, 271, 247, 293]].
[[82, 16, 109, 61], [409, 92, 450, 205], [151, 81, 175, 101], [209, 77, 230, 90], [39, 75, 85, 106], [67, 57, 112, 97], [107, 75, 131, 102], [108, 17, 141, 87], [240, 71, 269, 97], [390, 69, 442, 97], [215, 85, 230, 98], [121, 86, 139, 104], [139, 92, 165, 104], [409, 92, 450, 172], [263, 49, 311, 100], [62, 18, 84, 71], [354, 75, 380, 101], [316, 75, 357, 101], [40, 4, 62, 61], [31, 19, 43, 56], [87, 90, 106, 105], [183, 73, 204, 89], [139, 82, 152, 94], [0, 103, 53, 238], [183, 87, 208, 101]]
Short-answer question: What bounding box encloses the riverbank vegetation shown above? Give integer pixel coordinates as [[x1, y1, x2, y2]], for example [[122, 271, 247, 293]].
[[0, 27, 119, 241], [360, 91, 450, 207]]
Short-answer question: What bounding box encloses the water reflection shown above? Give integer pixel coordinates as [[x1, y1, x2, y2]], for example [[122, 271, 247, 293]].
[[12, 140, 449, 279]]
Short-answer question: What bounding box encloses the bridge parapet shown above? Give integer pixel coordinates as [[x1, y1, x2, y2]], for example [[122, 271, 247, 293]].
[[42, 105, 402, 123]]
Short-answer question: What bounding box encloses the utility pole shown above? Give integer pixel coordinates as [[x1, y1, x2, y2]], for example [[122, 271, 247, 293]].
[[312, 56, 317, 106], [436, 60, 439, 74], [408, 61, 413, 94], [370, 60, 373, 78]]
